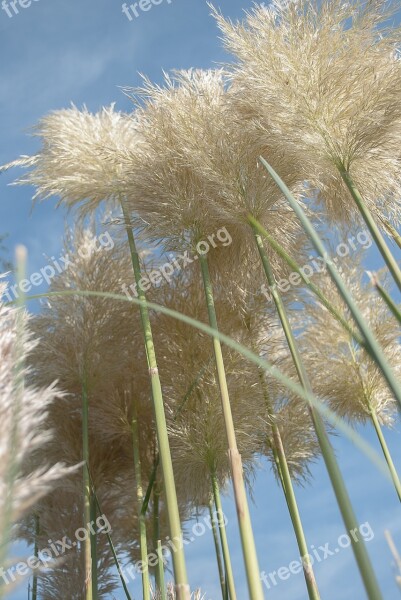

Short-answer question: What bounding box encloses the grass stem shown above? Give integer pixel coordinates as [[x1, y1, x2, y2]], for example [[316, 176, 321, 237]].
[[121, 199, 189, 599], [208, 499, 226, 599], [251, 223, 382, 600], [339, 168, 401, 294], [211, 474, 237, 600], [131, 397, 151, 600], [369, 406, 401, 503], [82, 377, 93, 600], [198, 251, 262, 600], [258, 157, 401, 415]]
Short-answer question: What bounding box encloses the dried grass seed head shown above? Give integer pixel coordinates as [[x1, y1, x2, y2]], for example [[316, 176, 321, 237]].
[[215, 0, 401, 226], [5, 104, 140, 216], [298, 254, 401, 424]]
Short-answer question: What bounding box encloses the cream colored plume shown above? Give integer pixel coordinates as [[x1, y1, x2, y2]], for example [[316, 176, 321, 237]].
[[298, 255, 401, 424], [122, 68, 305, 275], [0, 284, 73, 546], [3, 104, 139, 215], [215, 0, 401, 226]]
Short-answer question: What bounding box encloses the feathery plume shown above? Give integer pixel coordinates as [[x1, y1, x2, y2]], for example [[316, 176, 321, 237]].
[[298, 255, 400, 424], [4, 105, 139, 215], [0, 285, 71, 525], [123, 69, 305, 275], [215, 0, 401, 225]]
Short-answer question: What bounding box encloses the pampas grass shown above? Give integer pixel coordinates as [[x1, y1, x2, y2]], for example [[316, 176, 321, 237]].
[[3, 2, 401, 597]]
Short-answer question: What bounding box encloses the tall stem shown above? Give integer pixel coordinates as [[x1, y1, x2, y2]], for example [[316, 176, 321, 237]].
[[369, 406, 401, 502], [153, 479, 161, 593], [211, 474, 237, 600], [198, 252, 263, 600], [380, 219, 401, 251], [252, 225, 383, 600], [32, 515, 39, 600], [208, 499, 226, 599], [258, 371, 320, 600], [121, 200, 189, 600], [90, 496, 98, 600], [131, 398, 151, 600], [88, 471, 133, 600], [157, 540, 167, 600], [82, 378, 93, 600], [258, 158, 401, 413], [339, 168, 401, 294], [273, 430, 320, 599]]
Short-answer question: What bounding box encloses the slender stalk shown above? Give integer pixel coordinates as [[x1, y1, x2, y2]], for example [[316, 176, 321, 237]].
[[157, 540, 167, 600], [252, 224, 383, 600], [90, 494, 98, 600], [369, 407, 401, 502], [32, 515, 39, 600], [257, 370, 320, 600], [121, 199, 189, 600], [142, 455, 160, 518], [131, 398, 151, 600], [88, 470, 133, 600], [339, 167, 401, 294], [208, 499, 226, 599], [82, 377, 93, 600], [273, 430, 320, 599], [349, 342, 401, 504], [256, 225, 363, 345], [369, 273, 401, 326], [153, 479, 161, 594], [211, 474, 237, 600], [258, 156, 401, 414], [380, 219, 401, 251], [198, 251, 263, 600]]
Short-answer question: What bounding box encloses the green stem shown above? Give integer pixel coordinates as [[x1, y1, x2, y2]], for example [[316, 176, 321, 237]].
[[256, 225, 363, 345], [131, 399, 151, 600], [369, 406, 401, 503], [208, 499, 226, 599], [258, 157, 401, 415], [258, 371, 320, 600], [273, 430, 320, 599], [157, 540, 167, 600], [369, 274, 401, 326], [211, 474, 237, 600], [32, 515, 39, 600], [142, 454, 160, 518], [339, 168, 401, 294], [82, 377, 93, 600], [153, 479, 161, 593], [252, 224, 383, 600], [121, 199, 189, 600], [198, 251, 263, 600], [380, 219, 401, 251], [88, 470, 133, 600], [90, 493, 98, 600]]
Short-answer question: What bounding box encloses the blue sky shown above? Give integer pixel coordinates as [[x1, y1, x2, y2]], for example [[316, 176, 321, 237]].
[[1, 1, 401, 599]]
